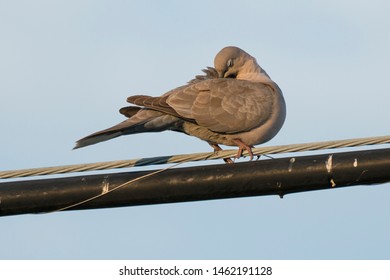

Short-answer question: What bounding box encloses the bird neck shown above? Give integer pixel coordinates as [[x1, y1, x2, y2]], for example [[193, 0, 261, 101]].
[[237, 59, 273, 83]]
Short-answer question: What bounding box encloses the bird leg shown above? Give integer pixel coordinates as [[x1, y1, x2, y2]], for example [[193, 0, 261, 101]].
[[209, 143, 234, 164], [232, 139, 254, 160]]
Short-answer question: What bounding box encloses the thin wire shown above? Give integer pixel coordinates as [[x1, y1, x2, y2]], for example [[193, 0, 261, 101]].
[[1, 135, 390, 179], [44, 163, 181, 213]]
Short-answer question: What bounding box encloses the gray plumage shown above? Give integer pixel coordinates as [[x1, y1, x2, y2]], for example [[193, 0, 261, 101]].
[[74, 46, 286, 160]]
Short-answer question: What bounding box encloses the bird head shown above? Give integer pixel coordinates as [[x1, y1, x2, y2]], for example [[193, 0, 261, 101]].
[[213, 46, 270, 81], [213, 46, 253, 79]]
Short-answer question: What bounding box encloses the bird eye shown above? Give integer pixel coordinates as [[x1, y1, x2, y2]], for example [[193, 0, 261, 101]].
[[227, 59, 233, 68]]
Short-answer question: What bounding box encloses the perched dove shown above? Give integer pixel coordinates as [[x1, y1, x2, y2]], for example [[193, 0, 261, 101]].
[[74, 46, 286, 161]]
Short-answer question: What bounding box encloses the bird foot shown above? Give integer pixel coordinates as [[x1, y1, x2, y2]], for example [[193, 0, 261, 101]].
[[232, 139, 254, 160], [209, 143, 234, 164]]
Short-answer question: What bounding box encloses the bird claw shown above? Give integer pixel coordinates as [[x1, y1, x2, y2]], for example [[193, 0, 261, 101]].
[[223, 158, 235, 164], [233, 139, 254, 160], [209, 143, 234, 164], [209, 140, 255, 163]]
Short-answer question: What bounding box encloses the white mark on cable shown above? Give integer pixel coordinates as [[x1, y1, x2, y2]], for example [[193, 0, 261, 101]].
[[326, 154, 333, 173], [353, 158, 358, 167], [288, 158, 296, 172], [102, 177, 109, 194]]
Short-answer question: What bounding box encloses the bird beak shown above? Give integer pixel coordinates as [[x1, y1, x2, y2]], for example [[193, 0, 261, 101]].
[[217, 71, 225, 78]]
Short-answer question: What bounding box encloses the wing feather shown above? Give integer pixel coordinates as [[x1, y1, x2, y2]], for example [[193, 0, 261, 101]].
[[126, 79, 276, 134]]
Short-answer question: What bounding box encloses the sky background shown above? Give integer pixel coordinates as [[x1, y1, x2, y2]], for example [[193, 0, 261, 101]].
[[1, 0, 390, 259]]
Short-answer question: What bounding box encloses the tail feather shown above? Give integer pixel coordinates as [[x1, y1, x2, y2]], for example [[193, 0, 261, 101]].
[[74, 133, 121, 149], [73, 124, 127, 149], [74, 109, 179, 149]]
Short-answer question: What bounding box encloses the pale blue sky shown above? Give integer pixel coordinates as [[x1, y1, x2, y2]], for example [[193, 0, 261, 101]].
[[1, 0, 390, 259]]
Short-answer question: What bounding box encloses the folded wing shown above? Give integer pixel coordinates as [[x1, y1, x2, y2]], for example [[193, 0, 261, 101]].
[[127, 79, 276, 134]]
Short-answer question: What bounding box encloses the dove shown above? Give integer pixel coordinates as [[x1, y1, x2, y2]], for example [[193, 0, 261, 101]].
[[74, 46, 286, 161]]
